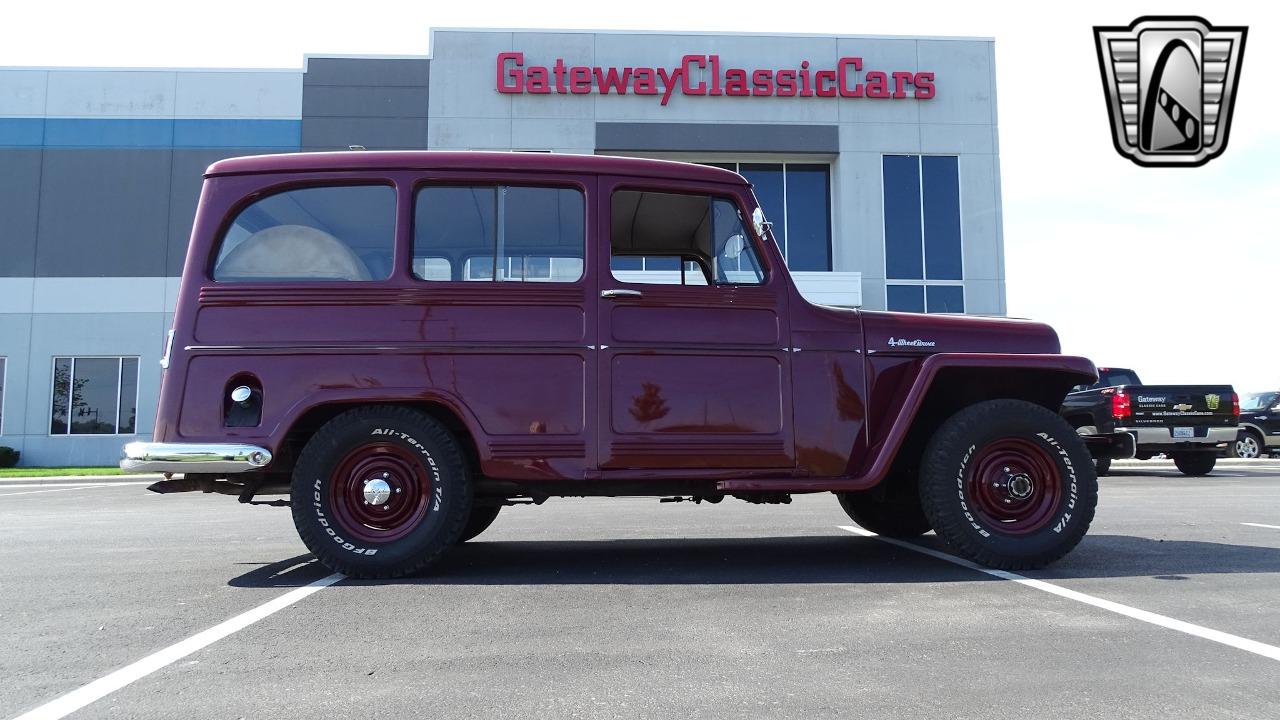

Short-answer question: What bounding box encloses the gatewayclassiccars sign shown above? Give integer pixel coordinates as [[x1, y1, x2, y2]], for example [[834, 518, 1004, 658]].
[[496, 52, 935, 105]]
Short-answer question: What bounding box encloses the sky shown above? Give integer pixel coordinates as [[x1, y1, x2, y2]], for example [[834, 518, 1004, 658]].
[[3, 0, 1277, 391]]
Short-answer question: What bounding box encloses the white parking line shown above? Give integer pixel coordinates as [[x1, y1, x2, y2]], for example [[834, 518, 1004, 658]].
[[0, 482, 151, 497], [1242, 522, 1280, 530], [839, 525, 1280, 663], [11, 572, 344, 720]]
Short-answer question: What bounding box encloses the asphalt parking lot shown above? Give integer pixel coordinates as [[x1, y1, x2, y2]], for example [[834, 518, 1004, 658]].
[[3, 460, 1280, 719]]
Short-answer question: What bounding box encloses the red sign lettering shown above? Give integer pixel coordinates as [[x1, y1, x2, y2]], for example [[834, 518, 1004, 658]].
[[495, 52, 935, 104]]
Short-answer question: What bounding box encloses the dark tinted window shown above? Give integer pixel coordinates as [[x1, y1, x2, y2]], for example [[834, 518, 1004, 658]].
[[739, 164, 785, 255], [886, 285, 925, 313], [717, 162, 832, 271], [784, 164, 832, 271], [213, 185, 395, 282], [926, 285, 965, 313], [414, 185, 584, 282], [922, 156, 963, 280], [49, 357, 139, 435], [883, 155, 923, 280]]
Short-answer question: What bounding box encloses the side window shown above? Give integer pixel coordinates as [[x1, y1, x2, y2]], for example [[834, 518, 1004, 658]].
[[414, 185, 585, 282], [213, 185, 395, 282], [610, 190, 764, 286]]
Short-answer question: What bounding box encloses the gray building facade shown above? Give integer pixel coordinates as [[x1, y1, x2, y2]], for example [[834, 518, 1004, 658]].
[[0, 28, 1005, 466]]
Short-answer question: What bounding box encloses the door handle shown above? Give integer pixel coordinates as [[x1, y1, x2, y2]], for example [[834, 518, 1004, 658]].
[[601, 289, 643, 299]]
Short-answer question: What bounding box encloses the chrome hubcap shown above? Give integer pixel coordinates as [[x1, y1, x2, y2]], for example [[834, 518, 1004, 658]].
[[362, 478, 392, 505], [1237, 437, 1259, 458]]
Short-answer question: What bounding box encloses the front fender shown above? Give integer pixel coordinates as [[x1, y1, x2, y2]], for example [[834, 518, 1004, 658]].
[[720, 353, 1096, 493]]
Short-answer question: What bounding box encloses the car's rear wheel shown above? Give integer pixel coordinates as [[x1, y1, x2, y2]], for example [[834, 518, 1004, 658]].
[[836, 485, 932, 538], [1094, 457, 1112, 476], [459, 505, 502, 543], [917, 399, 1097, 570], [291, 406, 472, 579], [1229, 431, 1262, 459], [1172, 452, 1216, 476]]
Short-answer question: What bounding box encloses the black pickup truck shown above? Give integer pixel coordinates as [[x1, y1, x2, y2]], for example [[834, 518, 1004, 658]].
[[1060, 367, 1238, 476]]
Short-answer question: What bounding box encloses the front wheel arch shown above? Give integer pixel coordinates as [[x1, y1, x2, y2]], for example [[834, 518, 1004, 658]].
[[863, 360, 1095, 487]]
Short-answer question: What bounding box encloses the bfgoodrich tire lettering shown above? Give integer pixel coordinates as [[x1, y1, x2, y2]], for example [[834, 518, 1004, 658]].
[[918, 399, 1098, 570], [291, 406, 472, 579]]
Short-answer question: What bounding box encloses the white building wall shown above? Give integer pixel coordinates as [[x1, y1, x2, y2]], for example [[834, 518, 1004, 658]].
[[425, 29, 1005, 314]]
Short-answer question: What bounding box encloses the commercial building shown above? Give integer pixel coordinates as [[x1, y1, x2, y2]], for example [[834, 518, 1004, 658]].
[[0, 28, 1005, 465]]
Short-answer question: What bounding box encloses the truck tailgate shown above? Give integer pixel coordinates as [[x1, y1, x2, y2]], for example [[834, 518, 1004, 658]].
[[1126, 385, 1237, 428]]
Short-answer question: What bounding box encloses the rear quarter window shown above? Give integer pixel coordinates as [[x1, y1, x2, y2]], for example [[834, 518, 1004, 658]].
[[213, 185, 396, 282]]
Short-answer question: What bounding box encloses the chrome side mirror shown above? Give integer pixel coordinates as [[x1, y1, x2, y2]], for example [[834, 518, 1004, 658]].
[[751, 206, 771, 238]]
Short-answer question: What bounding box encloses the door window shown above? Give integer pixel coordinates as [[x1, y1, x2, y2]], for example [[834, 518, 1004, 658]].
[[609, 190, 764, 286]]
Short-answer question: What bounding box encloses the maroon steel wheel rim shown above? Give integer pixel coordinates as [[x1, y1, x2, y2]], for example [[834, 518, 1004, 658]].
[[327, 442, 432, 543], [964, 437, 1062, 535]]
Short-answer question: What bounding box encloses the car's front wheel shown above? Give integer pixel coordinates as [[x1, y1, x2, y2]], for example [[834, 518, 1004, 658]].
[[291, 406, 472, 579], [917, 399, 1097, 570]]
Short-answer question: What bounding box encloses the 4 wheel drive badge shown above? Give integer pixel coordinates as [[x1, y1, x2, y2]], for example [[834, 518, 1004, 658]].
[[1205, 394, 1220, 410], [1094, 16, 1247, 167]]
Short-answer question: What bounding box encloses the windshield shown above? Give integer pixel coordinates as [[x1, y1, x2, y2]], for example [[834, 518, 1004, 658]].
[[1242, 392, 1279, 412]]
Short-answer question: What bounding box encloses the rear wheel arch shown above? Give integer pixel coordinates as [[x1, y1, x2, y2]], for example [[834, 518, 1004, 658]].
[[281, 399, 483, 477]]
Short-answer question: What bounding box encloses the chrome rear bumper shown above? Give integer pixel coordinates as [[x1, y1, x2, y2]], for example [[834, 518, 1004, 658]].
[[1118, 426, 1238, 446], [121, 442, 273, 474]]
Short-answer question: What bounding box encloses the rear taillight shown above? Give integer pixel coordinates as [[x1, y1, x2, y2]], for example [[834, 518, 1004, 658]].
[[1232, 392, 1240, 417], [1111, 390, 1131, 419]]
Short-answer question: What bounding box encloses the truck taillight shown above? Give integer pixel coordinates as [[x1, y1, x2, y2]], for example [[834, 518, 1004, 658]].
[[1111, 390, 1131, 419], [1232, 392, 1240, 417]]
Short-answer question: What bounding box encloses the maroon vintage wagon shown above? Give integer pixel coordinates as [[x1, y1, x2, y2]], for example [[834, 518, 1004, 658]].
[[123, 151, 1099, 578]]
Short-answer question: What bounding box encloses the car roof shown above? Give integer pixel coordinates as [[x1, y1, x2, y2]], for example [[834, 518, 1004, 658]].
[[206, 150, 747, 184]]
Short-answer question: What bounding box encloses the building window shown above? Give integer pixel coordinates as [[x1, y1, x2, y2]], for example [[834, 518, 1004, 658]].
[[50, 357, 139, 435], [0, 357, 6, 435], [414, 185, 585, 282], [883, 155, 964, 313], [213, 185, 396, 282], [704, 162, 832, 271]]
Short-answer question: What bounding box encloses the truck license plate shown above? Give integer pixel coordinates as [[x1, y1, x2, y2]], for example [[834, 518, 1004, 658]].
[[1173, 427, 1195, 438]]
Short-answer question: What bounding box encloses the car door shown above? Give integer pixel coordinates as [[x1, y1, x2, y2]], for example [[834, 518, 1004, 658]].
[[595, 177, 793, 471], [410, 174, 599, 480]]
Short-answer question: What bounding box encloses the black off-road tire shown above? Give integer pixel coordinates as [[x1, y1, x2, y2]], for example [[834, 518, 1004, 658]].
[[1172, 452, 1216, 476], [836, 489, 932, 538], [1094, 457, 1112, 476], [458, 505, 502, 543], [918, 399, 1098, 570], [291, 406, 472, 579]]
